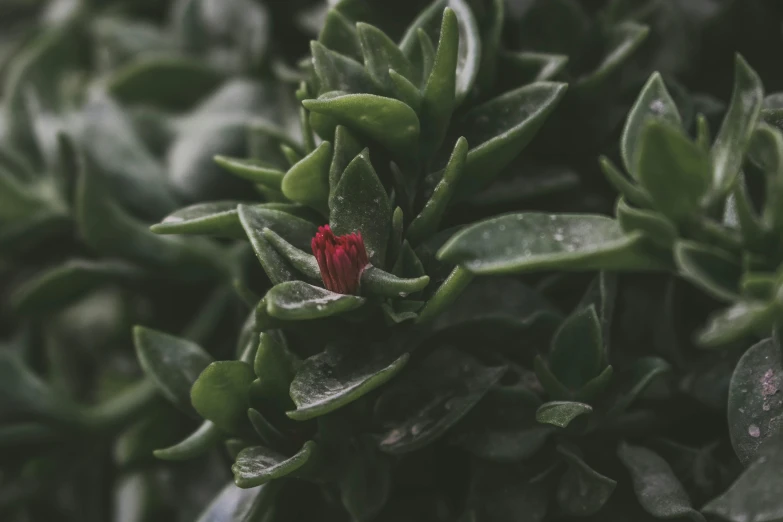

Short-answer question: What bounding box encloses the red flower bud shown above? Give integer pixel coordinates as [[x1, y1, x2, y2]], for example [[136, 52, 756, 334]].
[[311, 225, 369, 295]]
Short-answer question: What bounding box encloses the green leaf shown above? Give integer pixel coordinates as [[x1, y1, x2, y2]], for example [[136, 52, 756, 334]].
[[498, 51, 569, 84], [311, 41, 375, 96], [12, 259, 141, 316], [0, 352, 83, 426], [358, 22, 418, 92], [748, 123, 783, 233], [416, 266, 475, 324], [703, 439, 783, 522], [252, 332, 300, 411], [556, 445, 616, 516], [420, 8, 458, 157], [727, 338, 783, 465], [674, 240, 742, 302], [622, 73, 682, 178], [449, 0, 481, 105], [76, 97, 177, 216], [236, 204, 317, 252], [376, 348, 505, 454], [339, 437, 391, 521], [549, 305, 604, 389], [319, 9, 362, 61], [76, 150, 225, 280], [449, 385, 552, 462], [389, 69, 422, 112], [282, 141, 332, 215], [232, 441, 317, 488], [408, 137, 468, 245], [698, 301, 775, 347], [214, 156, 285, 190], [288, 343, 409, 420], [247, 408, 288, 450], [617, 442, 706, 522], [606, 357, 671, 417], [154, 421, 223, 461], [360, 266, 429, 298], [194, 482, 274, 522], [329, 125, 363, 210], [303, 93, 420, 159], [636, 121, 711, 221], [107, 56, 223, 111], [617, 198, 678, 249], [456, 82, 567, 197], [152, 201, 246, 239], [265, 281, 365, 320], [330, 149, 392, 265], [576, 22, 649, 93], [535, 401, 592, 428], [712, 55, 764, 193], [262, 228, 321, 280], [191, 361, 255, 435], [438, 213, 664, 275], [600, 156, 653, 209]]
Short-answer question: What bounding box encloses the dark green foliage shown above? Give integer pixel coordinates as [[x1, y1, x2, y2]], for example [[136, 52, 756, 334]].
[[5, 1, 783, 521]]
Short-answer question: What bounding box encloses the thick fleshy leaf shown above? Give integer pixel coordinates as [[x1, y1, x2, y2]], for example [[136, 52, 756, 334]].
[[214, 156, 285, 190], [361, 266, 430, 298], [617, 198, 677, 249], [448, 0, 481, 105], [319, 9, 362, 60], [75, 97, 177, 217], [107, 56, 223, 111], [76, 150, 225, 280], [303, 93, 420, 159], [191, 361, 255, 435], [154, 421, 223, 461], [252, 331, 300, 411], [712, 55, 764, 192], [748, 123, 783, 233], [600, 156, 653, 209], [618, 443, 705, 522], [577, 22, 649, 92], [194, 482, 273, 522], [232, 441, 317, 488], [703, 439, 783, 522], [282, 141, 332, 215], [419, 8, 458, 158], [438, 213, 663, 275], [265, 281, 365, 320], [358, 22, 418, 92], [13, 259, 141, 315], [247, 408, 288, 451], [606, 357, 671, 417], [727, 338, 783, 465], [311, 41, 375, 96], [674, 240, 742, 302], [262, 228, 321, 280], [0, 352, 83, 426], [536, 401, 592, 428], [237, 204, 318, 252], [152, 201, 246, 239], [375, 348, 506, 454], [416, 266, 475, 324], [449, 384, 552, 462], [339, 436, 392, 521], [621, 72, 682, 178], [549, 305, 604, 390], [556, 445, 616, 516], [408, 137, 468, 245], [288, 343, 409, 420], [457, 82, 568, 197], [133, 327, 214, 417], [698, 301, 775, 347], [329, 125, 363, 209], [330, 149, 392, 265], [636, 121, 711, 221]]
